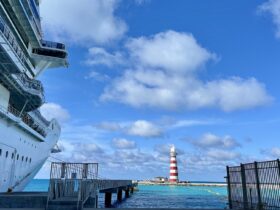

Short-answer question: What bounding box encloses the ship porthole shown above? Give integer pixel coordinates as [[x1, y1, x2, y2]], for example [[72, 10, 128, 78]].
[[17, 154, 19, 160], [0, 149, 2, 156], [5, 151, 8, 158]]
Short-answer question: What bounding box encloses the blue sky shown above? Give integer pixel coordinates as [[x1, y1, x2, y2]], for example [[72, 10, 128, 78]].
[[36, 0, 280, 181]]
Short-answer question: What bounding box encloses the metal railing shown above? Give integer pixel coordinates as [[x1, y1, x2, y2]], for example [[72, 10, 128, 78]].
[[226, 159, 280, 210], [11, 73, 44, 100], [7, 104, 47, 137], [0, 16, 27, 65], [47, 163, 133, 210], [41, 40, 66, 50]]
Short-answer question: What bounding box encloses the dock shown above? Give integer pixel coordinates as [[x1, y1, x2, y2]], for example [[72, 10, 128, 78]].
[[0, 163, 137, 210]]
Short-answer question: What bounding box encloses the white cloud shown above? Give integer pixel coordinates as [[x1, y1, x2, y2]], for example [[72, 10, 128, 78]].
[[101, 30, 272, 111], [126, 30, 216, 74], [40, 103, 70, 123], [87, 71, 110, 82], [41, 0, 127, 44], [171, 119, 219, 128], [95, 120, 163, 138], [126, 120, 163, 137], [102, 68, 272, 111], [86, 47, 124, 67], [190, 133, 241, 150], [259, 0, 280, 38], [112, 138, 137, 149], [206, 149, 240, 161], [261, 147, 280, 158]]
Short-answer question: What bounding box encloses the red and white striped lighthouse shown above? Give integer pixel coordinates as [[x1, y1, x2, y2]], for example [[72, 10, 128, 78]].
[[169, 145, 179, 183]]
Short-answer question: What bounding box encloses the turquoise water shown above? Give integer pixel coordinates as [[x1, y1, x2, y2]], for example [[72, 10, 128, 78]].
[[24, 180, 228, 208]]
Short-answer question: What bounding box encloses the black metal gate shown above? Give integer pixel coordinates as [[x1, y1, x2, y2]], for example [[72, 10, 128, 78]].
[[226, 159, 280, 210]]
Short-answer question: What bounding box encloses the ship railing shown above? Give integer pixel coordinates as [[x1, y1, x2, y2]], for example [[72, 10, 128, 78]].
[[12, 73, 44, 100], [7, 104, 47, 137], [0, 16, 27, 66], [31, 110, 50, 126], [41, 40, 65, 50], [25, 0, 42, 36]]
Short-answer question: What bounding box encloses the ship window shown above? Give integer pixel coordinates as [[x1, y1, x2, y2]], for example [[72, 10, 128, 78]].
[[29, 158, 31, 163], [0, 149, 2, 156], [11, 153, 14, 159], [6, 151, 8, 158], [25, 157, 28, 162], [17, 154, 19, 160], [22, 156, 24, 161]]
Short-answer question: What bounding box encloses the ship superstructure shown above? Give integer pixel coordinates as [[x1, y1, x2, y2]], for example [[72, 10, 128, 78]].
[[0, 0, 67, 192]]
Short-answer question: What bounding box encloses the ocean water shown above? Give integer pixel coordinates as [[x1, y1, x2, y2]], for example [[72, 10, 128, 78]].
[[24, 179, 228, 209]]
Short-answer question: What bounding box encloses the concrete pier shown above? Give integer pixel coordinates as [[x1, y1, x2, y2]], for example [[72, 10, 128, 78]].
[[105, 192, 112, 207], [0, 163, 137, 209], [117, 189, 122, 202]]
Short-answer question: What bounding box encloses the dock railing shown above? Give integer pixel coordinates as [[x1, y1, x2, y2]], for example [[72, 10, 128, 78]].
[[47, 163, 133, 210], [226, 159, 280, 210]]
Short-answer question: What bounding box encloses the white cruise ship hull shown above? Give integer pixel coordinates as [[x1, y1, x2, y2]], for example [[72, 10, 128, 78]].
[[0, 109, 60, 192]]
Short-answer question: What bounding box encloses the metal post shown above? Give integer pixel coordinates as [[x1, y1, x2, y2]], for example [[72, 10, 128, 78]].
[[61, 163, 66, 178], [241, 164, 249, 210], [117, 189, 122, 202], [83, 163, 88, 179], [277, 159, 280, 177], [254, 161, 262, 210], [19, 100, 28, 117], [226, 166, 233, 209]]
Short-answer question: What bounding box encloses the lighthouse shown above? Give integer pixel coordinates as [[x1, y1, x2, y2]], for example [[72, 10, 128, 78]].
[[169, 145, 179, 183]]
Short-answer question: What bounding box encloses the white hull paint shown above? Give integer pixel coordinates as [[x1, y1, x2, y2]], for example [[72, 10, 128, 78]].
[[0, 114, 60, 192]]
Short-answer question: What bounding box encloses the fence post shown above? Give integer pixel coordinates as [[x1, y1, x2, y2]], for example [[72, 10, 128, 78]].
[[277, 159, 280, 177], [254, 161, 262, 210], [241, 164, 249, 210], [226, 166, 232, 209]]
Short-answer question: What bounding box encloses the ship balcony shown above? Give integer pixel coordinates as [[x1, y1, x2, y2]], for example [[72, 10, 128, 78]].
[[0, 16, 29, 73], [6, 0, 42, 46], [11, 73, 45, 110], [7, 105, 47, 137], [41, 40, 66, 50], [31, 40, 68, 68]]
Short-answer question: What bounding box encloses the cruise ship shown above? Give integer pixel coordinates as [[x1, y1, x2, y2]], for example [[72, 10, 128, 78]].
[[0, 0, 67, 192]]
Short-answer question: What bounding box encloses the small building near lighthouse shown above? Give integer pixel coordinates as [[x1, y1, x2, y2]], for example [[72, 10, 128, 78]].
[[169, 145, 179, 183]]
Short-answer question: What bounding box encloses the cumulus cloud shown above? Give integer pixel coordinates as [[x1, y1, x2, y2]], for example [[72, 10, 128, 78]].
[[261, 147, 280, 158], [40, 103, 70, 123], [86, 47, 125, 67], [190, 133, 241, 150], [259, 0, 280, 38], [126, 30, 216, 73], [206, 149, 241, 161], [126, 120, 163, 137], [101, 31, 272, 112], [41, 0, 127, 44], [95, 120, 163, 138], [112, 138, 137, 149]]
